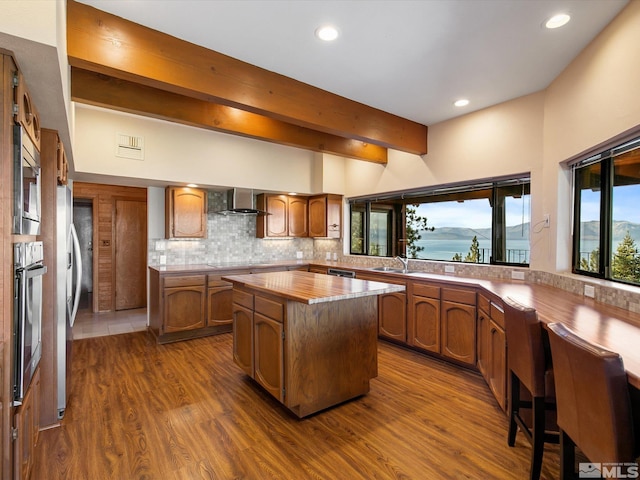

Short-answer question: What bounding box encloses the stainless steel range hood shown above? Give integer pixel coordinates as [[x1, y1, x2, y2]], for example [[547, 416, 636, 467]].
[[216, 188, 267, 215]]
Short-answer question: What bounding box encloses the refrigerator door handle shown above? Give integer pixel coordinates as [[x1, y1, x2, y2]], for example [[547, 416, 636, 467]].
[[69, 223, 82, 327]]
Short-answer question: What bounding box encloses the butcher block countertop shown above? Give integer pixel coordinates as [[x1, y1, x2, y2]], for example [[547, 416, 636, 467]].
[[222, 270, 405, 304]]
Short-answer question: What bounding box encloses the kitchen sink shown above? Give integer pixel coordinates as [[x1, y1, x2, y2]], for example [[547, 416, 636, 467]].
[[371, 266, 404, 272], [369, 266, 421, 274]]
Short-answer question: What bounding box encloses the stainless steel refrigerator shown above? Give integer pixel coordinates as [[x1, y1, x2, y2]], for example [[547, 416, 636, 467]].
[[56, 185, 82, 419]]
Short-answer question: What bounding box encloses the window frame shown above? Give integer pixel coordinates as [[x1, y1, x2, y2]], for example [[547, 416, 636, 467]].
[[572, 137, 640, 285], [348, 176, 531, 266]]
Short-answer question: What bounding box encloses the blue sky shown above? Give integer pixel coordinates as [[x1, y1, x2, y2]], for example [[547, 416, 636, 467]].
[[414, 196, 530, 229], [582, 185, 640, 223]]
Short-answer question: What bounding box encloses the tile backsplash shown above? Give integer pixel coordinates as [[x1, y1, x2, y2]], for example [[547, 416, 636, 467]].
[[148, 191, 340, 266], [149, 192, 640, 315]]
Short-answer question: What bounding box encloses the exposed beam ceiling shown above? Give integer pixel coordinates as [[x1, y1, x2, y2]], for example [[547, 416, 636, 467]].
[[67, 1, 428, 162], [71, 68, 388, 163]]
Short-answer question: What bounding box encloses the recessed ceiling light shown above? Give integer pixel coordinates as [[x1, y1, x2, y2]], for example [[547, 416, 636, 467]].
[[315, 25, 339, 42], [545, 13, 571, 29], [454, 99, 470, 107], [186, 183, 198, 188]]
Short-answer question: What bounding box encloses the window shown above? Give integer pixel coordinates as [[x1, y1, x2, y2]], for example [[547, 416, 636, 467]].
[[573, 137, 640, 285], [349, 177, 530, 265]]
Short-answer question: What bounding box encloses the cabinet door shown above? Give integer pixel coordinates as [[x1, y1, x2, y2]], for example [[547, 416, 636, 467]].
[[308, 196, 327, 237], [16, 379, 35, 480], [207, 285, 233, 327], [488, 320, 507, 411], [288, 196, 308, 237], [326, 195, 342, 238], [163, 286, 206, 333], [477, 308, 491, 379], [408, 295, 440, 352], [266, 195, 288, 237], [254, 313, 284, 401], [378, 292, 407, 342], [166, 187, 207, 238], [233, 304, 254, 376], [441, 300, 476, 366]]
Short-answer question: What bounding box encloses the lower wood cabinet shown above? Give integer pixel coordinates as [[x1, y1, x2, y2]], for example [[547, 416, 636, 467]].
[[356, 272, 407, 342], [14, 367, 40, 480], [378, 292, 407, 341], [408, 283, 441, 352], [477, 294, 507, 410], [253, 295, 285, 401], [149, 268, 250, 343], [232, 290, 255, 376], [441, 287, 477, 366], [163, 275, 207, 333]]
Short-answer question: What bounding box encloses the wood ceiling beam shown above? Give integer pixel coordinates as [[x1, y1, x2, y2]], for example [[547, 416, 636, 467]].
[[71, 68, 388, 164], [67, 0, 427, 156]]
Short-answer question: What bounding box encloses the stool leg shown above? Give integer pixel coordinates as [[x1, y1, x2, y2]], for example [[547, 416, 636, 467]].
[[560, 429, 575, 480], [508, 371, 519, 447], [530, 396, 545, 480]]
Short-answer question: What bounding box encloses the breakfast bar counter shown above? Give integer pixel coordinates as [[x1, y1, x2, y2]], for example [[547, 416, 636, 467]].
[[222, 270, 405, 417]]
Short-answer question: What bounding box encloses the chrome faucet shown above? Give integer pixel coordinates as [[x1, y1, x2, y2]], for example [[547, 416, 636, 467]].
[[395, 255, 409, 272]]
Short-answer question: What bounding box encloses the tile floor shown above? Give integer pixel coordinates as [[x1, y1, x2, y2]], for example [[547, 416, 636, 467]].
[[72, 305, 148, 339]]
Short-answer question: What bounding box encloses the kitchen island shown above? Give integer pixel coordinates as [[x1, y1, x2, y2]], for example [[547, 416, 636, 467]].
[[223, 270, 405, 418]]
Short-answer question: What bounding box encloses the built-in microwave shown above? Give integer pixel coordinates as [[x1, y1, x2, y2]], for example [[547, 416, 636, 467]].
[[13, 125, 41, 235]]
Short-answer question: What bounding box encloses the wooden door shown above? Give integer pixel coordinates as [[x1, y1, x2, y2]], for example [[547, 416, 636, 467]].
[[477, 307, 491, 379], [233, 304, 254, 376], [441, 300, 476, 366], [163, 286, 206, 333], [287, 196, 308, 237], [207, 285, 233, 327], [326, 195, 342, 238], [378, 292, 407, 342], [488, 320, 507, 411], [115, 200, 147, 310], [266, 195, 288, 237], [308, 196, 327, 237], [409, 295, 440, 352], [168, 187, 207, 238], [254, 313, 284, 401]]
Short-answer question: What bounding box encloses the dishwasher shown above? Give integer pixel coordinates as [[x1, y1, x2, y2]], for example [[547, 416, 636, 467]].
[[327, 268, 356, 278]]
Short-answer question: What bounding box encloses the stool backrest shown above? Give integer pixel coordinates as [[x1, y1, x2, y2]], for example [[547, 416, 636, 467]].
[[547, 322, 634, 463], [503, 296, 547, 396]]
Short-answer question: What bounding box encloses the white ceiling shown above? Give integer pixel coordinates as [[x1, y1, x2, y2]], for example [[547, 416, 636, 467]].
[[77, 0, 627, 126]]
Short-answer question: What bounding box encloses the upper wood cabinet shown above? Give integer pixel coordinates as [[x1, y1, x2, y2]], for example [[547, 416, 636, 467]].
[[165, 187, 207, 238], [309, 194, 342, 238], [14, 70, 41, 151], [256, 194, 308, 238], [56, 138, 68, 185]]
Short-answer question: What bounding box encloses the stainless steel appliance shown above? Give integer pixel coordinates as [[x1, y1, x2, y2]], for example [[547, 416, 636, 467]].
[[13, 125, 41, 235], [327, 268, 356, 278], [56, 185, 82, 419], [13, 241, 46, 405]]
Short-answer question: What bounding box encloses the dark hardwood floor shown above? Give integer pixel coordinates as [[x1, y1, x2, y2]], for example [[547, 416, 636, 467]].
[[33, 331, 560, 479]]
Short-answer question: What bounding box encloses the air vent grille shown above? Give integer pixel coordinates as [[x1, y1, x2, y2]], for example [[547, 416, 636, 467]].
[[116, 133, 144, 160]]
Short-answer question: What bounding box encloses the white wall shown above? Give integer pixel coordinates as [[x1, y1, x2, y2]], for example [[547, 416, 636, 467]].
[[73, 105, 318, 193]]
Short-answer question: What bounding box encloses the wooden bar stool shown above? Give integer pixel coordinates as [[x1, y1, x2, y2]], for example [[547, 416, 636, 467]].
[[547, 323, 639, 479], [503, 297, 559, 480]]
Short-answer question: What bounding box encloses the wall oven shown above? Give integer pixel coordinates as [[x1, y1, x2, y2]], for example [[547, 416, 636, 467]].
[[13, 241, 46, 405], [13, 125, 41, 235]]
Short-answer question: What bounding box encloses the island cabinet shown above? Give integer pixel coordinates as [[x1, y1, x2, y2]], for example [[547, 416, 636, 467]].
[[308, 194, 343, 238], [477, 294, 507, 411], [227, 271, 397, 418], [256, 194, 308, 238], [165, 186, 207, 239]]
